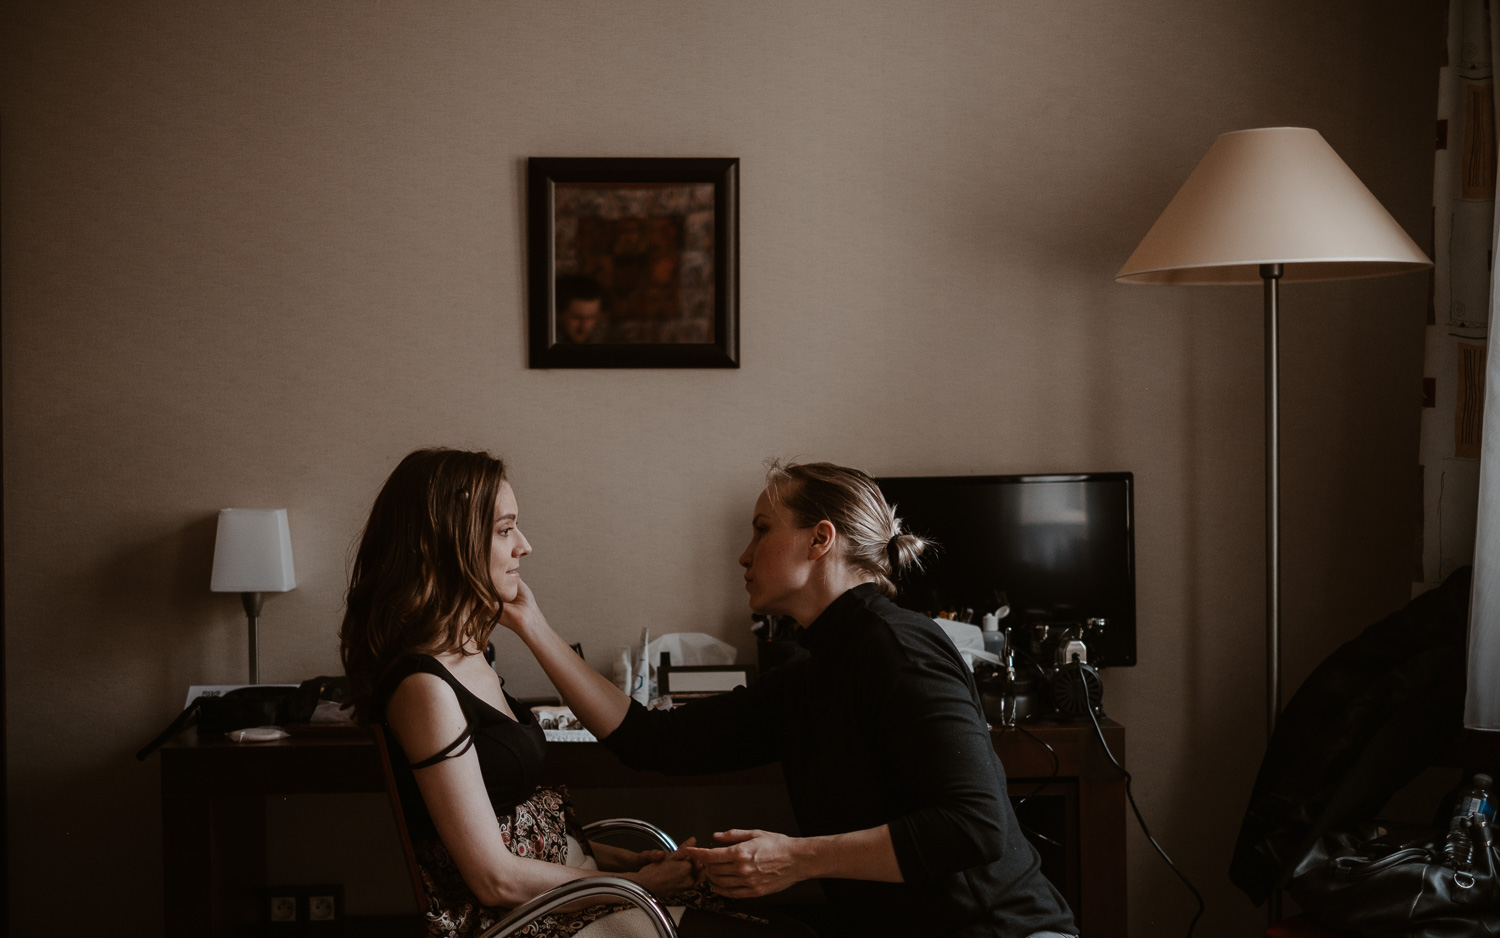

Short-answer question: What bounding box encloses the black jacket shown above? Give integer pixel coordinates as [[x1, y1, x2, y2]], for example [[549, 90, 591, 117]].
[[602, 584, 1076, 938], [1229, 567, 1472, 904]]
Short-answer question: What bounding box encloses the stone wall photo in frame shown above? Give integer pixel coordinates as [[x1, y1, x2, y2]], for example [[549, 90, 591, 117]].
[[527, 157, 739, 368]]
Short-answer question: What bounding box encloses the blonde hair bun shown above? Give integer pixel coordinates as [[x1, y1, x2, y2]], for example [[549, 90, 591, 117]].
[[766, 459, 932, 598]]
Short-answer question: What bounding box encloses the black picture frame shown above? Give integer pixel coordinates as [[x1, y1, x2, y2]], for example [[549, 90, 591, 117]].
[[527, 157, 740, 368]]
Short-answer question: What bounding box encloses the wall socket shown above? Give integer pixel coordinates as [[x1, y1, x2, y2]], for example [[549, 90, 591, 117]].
[[263, 884, 344, 936], [264, 886, 300, 936], [307, 892, 338, 922], [268, 894, 298, 922]]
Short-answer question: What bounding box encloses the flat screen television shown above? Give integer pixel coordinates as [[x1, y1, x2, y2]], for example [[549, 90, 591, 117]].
[[875, 473, 1136, 667]]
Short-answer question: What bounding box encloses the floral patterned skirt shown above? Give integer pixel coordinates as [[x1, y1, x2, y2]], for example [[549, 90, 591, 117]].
[[414, 785, 749, 938]]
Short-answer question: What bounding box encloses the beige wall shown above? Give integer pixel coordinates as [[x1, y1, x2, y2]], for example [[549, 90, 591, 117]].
[[2, 1, 1440, 934]]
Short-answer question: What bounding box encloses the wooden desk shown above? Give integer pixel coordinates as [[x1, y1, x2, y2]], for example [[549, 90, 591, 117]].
[[157, 727, 792, 937], [159, 720, 1125, 937], [159, 728, 387, 937]]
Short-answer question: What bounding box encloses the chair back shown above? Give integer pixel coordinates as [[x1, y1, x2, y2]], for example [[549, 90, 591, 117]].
[[372, 724, 429, 913]]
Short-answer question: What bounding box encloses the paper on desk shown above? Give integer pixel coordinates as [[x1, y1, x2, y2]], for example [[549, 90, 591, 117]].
[[185, 684, 298, 708], [311, 699, 356, 723]]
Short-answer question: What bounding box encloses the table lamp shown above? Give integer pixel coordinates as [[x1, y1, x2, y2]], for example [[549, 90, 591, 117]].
[[1116, 127, 1432, 741], [211, 508, 296, 684]]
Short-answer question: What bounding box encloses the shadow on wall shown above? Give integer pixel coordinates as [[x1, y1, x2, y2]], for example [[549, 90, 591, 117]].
[[93, 513, 232, 712], [22, 514, 228, 938]]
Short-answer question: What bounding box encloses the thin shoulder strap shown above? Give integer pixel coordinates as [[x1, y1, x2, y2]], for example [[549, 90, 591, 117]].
[[408, 725, 474, 769]]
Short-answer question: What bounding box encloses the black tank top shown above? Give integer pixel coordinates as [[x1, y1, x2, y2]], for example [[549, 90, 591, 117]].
[[376, 653, 547, 840]]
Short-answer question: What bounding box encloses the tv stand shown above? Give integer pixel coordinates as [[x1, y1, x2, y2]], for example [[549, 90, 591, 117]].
[[992, 717, 1127, 937]]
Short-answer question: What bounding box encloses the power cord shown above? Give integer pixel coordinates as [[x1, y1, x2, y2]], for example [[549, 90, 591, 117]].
[[990, 651, 1061, 798], [1013, 723, 1061, 805], [1002, 723, 1064, 849], [1080, 670, 1205, 938]]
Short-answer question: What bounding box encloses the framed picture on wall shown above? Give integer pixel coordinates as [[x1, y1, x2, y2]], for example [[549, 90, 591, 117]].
[[527, 157, 739, 368]]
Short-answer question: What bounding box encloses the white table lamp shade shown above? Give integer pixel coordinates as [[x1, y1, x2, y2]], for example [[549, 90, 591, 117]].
[[211, 509, 296, 593], [1116, 127, 1431, 284]]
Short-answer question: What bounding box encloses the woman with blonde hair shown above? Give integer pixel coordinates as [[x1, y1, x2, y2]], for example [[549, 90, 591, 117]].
[[502, 460, 1077, 938], [339, 448, 808, 938]]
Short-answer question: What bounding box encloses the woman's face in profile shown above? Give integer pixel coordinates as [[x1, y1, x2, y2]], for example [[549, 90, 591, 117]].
[[488, 481, 531, 602], [739, 488, 813, 617]]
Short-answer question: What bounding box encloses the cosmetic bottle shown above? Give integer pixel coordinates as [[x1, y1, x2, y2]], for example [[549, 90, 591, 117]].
[[612, 646, 633, 695]]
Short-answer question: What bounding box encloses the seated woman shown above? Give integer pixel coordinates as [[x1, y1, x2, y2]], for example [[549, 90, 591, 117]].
[[500, 460, 1079, 938], [339, 448, 806, 938]]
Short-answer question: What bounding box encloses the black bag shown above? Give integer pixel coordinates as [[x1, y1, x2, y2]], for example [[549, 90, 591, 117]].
[[136, 676, 351, 760], [1288, 816, 1500, 937]]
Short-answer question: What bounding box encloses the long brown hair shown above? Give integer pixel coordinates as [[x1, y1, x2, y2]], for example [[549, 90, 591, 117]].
[[339, 448, 508, 722]]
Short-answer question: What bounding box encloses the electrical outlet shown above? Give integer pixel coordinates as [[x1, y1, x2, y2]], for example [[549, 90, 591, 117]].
[[303, 883, 344, 932], [268, 896, 297, 922], [308, 894, 336, 921]]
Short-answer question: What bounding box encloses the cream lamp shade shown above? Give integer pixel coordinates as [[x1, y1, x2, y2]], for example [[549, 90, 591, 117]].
[[211, 509, 296, 593], [1115, 127, 1431, 284]]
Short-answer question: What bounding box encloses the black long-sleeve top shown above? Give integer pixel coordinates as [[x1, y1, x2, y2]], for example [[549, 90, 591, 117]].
[[601, 584, 1076, 938]]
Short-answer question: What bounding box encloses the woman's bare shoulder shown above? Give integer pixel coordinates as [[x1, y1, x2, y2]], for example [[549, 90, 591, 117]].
[[387, 669, 459, 710], [386, 671, 468, 758]]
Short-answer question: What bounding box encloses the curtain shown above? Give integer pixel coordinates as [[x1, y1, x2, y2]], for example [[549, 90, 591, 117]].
[[1473, 313, 1500, 731], [1469, 0, 1500, 731], [1428, 0, 1495, 730]]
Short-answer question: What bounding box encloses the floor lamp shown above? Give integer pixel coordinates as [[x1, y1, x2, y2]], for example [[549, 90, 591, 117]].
[[1117, 126, 1430, 735], [1117, 128, 1431, 919]]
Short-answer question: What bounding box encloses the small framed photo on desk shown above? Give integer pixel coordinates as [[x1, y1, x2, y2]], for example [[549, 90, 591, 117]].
[[657, 663, 757, 698]]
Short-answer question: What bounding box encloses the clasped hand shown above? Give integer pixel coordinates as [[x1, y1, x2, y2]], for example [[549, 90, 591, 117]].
[[619, 836, 705, 897], [677, 829, 802, 898]]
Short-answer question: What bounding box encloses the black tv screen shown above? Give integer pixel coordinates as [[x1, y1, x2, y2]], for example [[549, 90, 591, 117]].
[[876, 473, 1136, 667]]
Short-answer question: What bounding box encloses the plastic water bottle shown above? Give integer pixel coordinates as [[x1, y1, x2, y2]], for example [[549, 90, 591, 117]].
[[1454, 773, 1496, 824], [1444, 773, 1494, 870]]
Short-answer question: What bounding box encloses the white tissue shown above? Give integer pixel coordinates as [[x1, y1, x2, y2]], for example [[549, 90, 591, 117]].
[[933, 618, 985, 654], [645, 632, 739, 668], [931, 618, 1000, 672], [961, 648, 1003, 669]]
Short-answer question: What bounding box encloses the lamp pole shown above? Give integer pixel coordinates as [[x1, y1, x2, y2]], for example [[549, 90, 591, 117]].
[[242, 591, 264, 685], [1261, 262, 1283, 740], [1261, 262, 1284, 926]]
